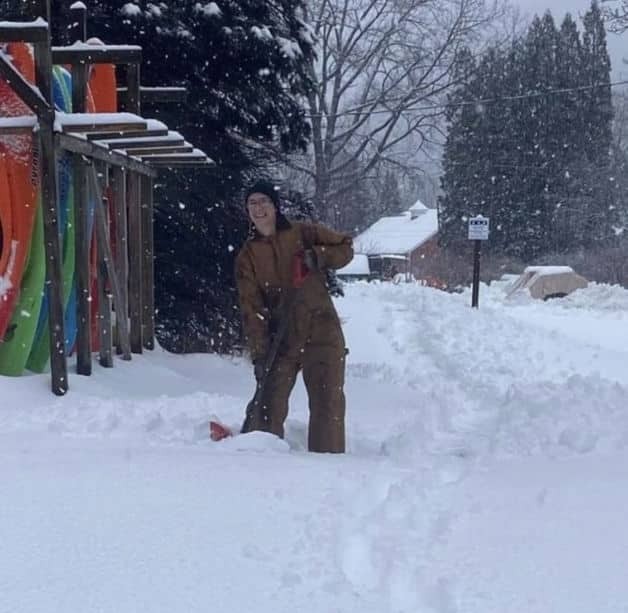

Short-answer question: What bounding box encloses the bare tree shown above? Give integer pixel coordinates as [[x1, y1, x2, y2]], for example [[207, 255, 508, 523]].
[[285, 0, 510, 224], [601, 0, 628, 32]]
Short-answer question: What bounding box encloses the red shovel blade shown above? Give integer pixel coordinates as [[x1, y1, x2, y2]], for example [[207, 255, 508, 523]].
[[209, 420, 233, 441]]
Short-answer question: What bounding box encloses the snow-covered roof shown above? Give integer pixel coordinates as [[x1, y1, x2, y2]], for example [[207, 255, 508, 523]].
[[337, 253, 370, 276], [354, 202, 438, 256], [409, 198, 428, 212]]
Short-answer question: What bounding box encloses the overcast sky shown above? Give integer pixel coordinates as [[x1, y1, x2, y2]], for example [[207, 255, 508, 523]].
[[515, 0, 628, 78]]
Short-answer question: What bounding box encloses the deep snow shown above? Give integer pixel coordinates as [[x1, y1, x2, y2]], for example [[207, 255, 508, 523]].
[[2, 280, 628, 613]]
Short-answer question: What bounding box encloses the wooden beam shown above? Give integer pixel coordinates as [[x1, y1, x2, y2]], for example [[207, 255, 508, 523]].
[[140, 154, 208, 163], [94, 165, 113, 368], [72, 152, 91, 376], [127, 172, 143, 353], [88, 165, 133, 364], [60, 120, 148, 133], [34, 4, 68, 395], [118, 86, 187, 106], [0, 125, 35, 135], [110, 166, 131, 360], [51, 45, 142, 65], [87, 128, 168, 141], [57, 133, 158, 177], [105, 136, 185, 150], [69, 3, 87, 43], [71, 38, 91, 376], [125, 63, 141, 115], [122, 146, 194, 156], [0, 51, 51, 117], [0, 21, 50, 43], [140, 175, 155, 350], [146, 161, 214, 168]]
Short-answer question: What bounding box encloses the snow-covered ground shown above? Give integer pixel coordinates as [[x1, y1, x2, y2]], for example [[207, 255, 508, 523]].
[[2, 280, 628, 613]]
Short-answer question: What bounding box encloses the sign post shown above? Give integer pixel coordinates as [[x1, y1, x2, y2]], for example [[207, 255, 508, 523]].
[[468, 215, 490, 308]]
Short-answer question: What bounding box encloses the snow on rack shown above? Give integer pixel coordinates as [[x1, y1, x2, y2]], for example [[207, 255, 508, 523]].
[[58, 41, 142, 51], [0, 116, 38, 130], [145, 119, 170, 131], [0, 18, 47, 28], [56, 112, 146, 127]]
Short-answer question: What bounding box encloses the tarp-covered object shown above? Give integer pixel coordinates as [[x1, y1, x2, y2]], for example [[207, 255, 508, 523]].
[[506, 266, 588, 300]]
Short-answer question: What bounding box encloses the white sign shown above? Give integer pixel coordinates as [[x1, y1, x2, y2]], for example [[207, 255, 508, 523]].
[[468, 215, 490, 240]]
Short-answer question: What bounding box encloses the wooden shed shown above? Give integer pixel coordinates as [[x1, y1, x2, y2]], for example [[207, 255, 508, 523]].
[[352, 199, 439, 280]]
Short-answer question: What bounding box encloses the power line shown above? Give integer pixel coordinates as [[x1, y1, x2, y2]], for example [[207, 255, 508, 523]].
[[308, 78, 628, 118]]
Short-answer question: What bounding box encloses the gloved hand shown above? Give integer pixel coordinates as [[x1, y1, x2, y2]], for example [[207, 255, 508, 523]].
[[303, 248, 319, 272], [253, 360, 265, 381]]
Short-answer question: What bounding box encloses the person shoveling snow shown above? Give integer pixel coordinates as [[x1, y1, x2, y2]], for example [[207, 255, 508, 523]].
[[211, 179, 353, 453]]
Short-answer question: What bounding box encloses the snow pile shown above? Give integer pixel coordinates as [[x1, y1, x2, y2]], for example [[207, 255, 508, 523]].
[[557, 281, 628, 310], [2, 280, 628, 613], [337, 281, 628, 463], [490, 375, 628, 456]]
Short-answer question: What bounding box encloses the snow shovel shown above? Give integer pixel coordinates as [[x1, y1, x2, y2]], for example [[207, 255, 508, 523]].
[[210, 251, 309, 441]]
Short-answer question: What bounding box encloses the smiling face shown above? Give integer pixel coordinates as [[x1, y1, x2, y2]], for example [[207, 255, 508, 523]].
[[246, 192, 277, 237]]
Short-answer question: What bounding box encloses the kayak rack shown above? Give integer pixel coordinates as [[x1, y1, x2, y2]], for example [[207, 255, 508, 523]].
[[0, 1, 212, 395]]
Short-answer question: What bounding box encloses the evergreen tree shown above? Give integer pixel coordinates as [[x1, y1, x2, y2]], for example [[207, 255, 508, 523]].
[[581, 0, 616, 245], [439, 3, 617, 262], [474, 46, 519, 255], [553, 13, 586, 253], [582, 1, 613, 166], [0, 0, 315, 352], [517, 12, 563, 259], [438, 47, 480, 250], [498, 41, 530, 258]]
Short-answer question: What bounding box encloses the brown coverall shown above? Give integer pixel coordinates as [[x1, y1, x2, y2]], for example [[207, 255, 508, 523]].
[[235, 220, 353, 452]]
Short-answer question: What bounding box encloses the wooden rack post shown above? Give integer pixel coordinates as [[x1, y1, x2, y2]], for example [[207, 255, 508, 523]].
[[88, 165, 132, 363], [141, 175, 155, 350], [70, 2, 92, 376], [110, 166, 131, 359], [34, 0, 68, 394], [95, 163, 113, 367], [127, 172, 143, 353], [69, 2, 87, 42], [125, 59, 144, 354]]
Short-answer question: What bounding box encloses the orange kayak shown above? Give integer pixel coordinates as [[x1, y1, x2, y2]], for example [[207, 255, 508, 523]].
[[0, 42, 38, 342]]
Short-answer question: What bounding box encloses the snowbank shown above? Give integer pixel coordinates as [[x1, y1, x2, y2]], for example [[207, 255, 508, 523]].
[[2, 280, 628, 613]]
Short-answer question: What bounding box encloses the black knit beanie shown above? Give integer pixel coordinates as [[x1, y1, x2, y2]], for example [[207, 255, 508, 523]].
[[245, 180, 281, 210]]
